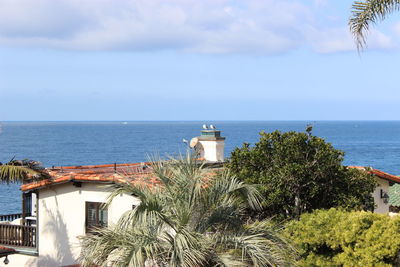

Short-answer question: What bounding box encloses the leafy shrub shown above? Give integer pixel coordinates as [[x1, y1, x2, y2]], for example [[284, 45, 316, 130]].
[[284, 208, 400, 266], [228, 127, 377, 220]]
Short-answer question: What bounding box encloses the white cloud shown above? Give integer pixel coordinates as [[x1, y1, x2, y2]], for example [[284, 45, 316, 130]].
[[0, 0, 394, 54], [308, 26, 395, 53], [313, 0, 328, 8]]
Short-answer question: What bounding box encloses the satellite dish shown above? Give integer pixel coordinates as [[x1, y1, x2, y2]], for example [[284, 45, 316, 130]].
[[202, 124, 208, 130], [210, 124, 216, 130], [190, 137, 199, 148]]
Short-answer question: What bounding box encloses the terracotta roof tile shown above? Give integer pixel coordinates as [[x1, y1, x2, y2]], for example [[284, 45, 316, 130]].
[[21, 162, 154, 191], [348, 166, 400, 183], [26, 162, 397, 192]]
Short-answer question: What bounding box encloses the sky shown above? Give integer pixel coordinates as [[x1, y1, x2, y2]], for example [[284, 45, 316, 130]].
[[0, 0, 400, 121]]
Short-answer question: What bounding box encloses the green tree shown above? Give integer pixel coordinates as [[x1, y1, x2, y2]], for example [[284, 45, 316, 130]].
[[284, 208, 400, 266], [349, 0, 400, 50], [79, 154, 296, 267], [227, 127, 377, 220], [0, 159, 48, 184]]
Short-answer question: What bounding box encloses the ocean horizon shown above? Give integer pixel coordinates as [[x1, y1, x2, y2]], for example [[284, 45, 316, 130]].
[[1, 120, 400, 214]]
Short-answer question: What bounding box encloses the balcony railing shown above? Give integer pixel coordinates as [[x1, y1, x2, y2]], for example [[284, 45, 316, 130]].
[[0, 224, 36, 248], [0, 213, 22, 222]]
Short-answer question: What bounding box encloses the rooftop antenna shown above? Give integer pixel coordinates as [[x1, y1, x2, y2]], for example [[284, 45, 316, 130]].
[[202, 124, 208, 130]]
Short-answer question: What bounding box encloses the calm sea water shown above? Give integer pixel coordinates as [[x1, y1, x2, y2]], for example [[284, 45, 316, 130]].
[[1, 121, 399, 214]]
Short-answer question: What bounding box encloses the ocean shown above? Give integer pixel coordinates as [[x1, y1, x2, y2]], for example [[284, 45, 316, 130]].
[[1, 121, 400, 214]]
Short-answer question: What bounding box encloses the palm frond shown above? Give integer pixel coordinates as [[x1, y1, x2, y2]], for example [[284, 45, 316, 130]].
[[110, 184, 175, 231], [80, 225, 164, 267], [0, 165, 37, 184], [211, 221, 296, 266], [164, 229, 208, 267], [207, 171, 263, 211], [80, 153, 295, 266], [349, 0, 400, 50], [0, 159, 49, 184]]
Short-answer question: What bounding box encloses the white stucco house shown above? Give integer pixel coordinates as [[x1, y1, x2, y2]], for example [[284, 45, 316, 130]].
[[0, 127, 398, 266], [348, 166, 400, 214], [1, 163, 149, 267]]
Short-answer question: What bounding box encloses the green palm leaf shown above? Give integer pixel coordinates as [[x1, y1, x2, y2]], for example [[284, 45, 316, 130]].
[[0, 165, 36, 183], [0, 159, 47, 184], [80, 154, 296, 266], [349, 0, 400, 50]]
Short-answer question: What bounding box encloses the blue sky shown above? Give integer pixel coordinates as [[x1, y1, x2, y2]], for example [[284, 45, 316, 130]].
[[0, 0, 399, 121]]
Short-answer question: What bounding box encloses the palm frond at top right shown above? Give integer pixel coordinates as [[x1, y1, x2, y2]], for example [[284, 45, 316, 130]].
[[349, 0, 400, 50]]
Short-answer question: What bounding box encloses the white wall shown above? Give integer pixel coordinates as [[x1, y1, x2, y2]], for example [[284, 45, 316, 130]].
[[199, 140, 225, 162], [31, 193, 37, 217], [1, 253, 37, 267], [373, 178, 390, 214], [6, 182, 139, 267]]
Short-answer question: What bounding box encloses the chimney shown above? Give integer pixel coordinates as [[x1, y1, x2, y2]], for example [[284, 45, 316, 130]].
[[194, 125, 225, 162]]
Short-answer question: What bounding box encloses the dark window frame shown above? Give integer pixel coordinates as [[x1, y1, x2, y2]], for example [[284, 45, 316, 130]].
[[85, 201, 108, 233], [23, 192, 33, 217]]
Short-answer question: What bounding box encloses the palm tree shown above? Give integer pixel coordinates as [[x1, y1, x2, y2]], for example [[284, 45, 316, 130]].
[[0, 159, 47, 184], [349, 0, 400, 50], [80, 155, 296, 267]]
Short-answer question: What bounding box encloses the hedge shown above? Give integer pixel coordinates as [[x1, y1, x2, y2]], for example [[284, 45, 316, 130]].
[[284, 208, 400, 266]]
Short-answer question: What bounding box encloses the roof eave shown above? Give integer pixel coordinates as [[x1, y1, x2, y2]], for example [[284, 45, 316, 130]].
[[21, 179, 117, 192]]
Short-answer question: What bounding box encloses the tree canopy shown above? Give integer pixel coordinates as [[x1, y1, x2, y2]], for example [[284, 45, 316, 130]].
[[227, 127, 377, 220], [79, 155, 296, 267]]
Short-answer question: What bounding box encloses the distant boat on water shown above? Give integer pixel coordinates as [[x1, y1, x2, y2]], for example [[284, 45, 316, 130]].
[[122, 122, 128, 125]]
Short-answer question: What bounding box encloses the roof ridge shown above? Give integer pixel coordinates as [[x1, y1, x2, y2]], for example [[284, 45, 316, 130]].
[[49, 162, 151, 170]]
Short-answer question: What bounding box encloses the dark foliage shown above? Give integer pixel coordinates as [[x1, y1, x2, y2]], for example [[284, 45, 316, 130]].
[[228, 127, 377, 220]]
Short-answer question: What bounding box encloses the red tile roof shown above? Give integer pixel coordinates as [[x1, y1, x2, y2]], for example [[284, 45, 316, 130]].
[[22, 163, 399, 192], [348, 166, 400, 183], [21, 162, 158, 191]]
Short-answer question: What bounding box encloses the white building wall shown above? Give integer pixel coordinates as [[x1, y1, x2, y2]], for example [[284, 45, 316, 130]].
[[5, 182, 139, 267], [198, 140, 225, 162], [30, 192, 38, 217], [0, 253, 37, 267], [373, 177, 390, 214]]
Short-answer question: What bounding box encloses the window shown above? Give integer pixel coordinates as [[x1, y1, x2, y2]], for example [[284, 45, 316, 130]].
[[85, 202, 108, 233], [23, 193, 32, 217]]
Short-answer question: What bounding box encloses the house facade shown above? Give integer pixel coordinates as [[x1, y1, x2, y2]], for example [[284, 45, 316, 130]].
[[348, 166, 400, 214], [2, 163, 151, 267]]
